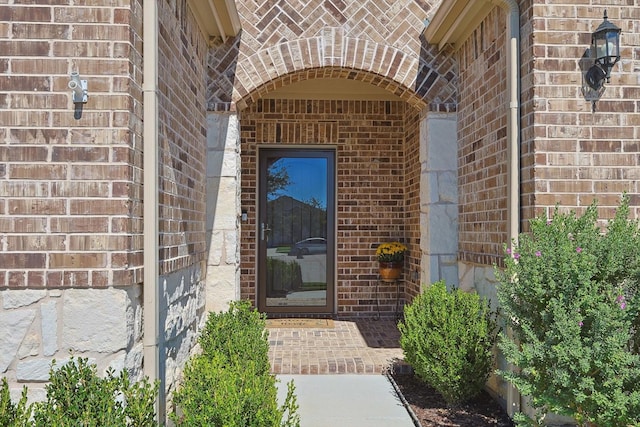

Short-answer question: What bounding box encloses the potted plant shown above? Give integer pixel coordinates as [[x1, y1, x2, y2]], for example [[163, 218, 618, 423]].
[[376, 241, 407, 282]]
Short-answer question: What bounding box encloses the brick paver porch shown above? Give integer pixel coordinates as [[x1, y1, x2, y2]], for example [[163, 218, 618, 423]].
[[267, 319, 410, 375]]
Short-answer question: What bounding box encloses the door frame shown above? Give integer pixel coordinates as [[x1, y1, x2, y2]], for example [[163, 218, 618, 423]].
[[256, 146, 337, 314]]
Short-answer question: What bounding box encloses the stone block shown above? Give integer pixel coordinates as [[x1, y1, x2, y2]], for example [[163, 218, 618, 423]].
[[223, 230, 238, 264], [107, 352, 126, 375], [18, 324, 40, 359], [208, 177, 238, 230], [10, 387, 46, 404], [205, 265, 238, 312], [161, 269, 202, 343], [16, 358, 60, 382], [41, 300, 58, 356], [0, 309, 36, 373], [424, 113, 457, 171], [2, 290, 46, 309], [457, 261, 475, 291], [428, 204, 458, 254], [125, 343, 144, 380], [206, 113, 230, 150], [207, 149, 238, 178], [62, 289, 131, 353], [437, 171, 457, 204], [16, 357, 95, 383], [207, 230, 223, 265]]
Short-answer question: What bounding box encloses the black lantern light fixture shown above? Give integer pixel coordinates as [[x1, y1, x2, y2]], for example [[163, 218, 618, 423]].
[[586, 10, 621, 90]]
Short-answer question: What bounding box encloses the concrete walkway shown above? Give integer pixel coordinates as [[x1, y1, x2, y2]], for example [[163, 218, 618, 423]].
[[269, 320, 416, 426], [276, 374, 416, 427]]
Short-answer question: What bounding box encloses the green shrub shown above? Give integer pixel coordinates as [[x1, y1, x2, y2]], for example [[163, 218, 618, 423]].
[[266, 258, 302, 292], [398, 280, 497, 404], [171, 301, 300, 426], [1, 357, 157, 427], [0, 378, 32, 427], [496, 195, 640, 426], [32, 357, 158, 427], [198, 300, 271, 372]]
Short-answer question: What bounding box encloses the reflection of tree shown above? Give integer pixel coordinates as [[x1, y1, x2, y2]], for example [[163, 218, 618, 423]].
[[305, 197, 323, 209], [267, 161, 291, 199]]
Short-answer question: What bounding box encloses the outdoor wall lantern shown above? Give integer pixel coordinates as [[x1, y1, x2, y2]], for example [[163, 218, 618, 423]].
[[586, 10, 621, 91]]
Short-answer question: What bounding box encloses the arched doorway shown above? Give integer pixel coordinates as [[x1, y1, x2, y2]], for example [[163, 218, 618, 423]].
[[238, 72, 425, 317], [205, 29, 459, 318]]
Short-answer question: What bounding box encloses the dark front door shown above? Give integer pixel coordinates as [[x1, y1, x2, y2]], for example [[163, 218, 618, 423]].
[[257, 148, 335, 314]]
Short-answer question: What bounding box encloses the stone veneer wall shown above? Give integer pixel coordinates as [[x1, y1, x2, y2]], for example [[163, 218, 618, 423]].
[[240, 99, 422, 317], [420, 113, 458, 289], [205, 112, 241, 313], [0, 0, 210, 407]]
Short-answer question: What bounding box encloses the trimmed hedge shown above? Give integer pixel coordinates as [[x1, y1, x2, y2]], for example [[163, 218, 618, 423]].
[[171, 301, 300, 426], [399, 281, 497, 404]]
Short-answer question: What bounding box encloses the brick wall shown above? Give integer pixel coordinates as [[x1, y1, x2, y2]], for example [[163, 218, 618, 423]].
[[457, 7, 509, 267], [211, 0, 461, 316], [0, 0, 146, 398], [0, 0, 208, 288], [157, 1, 208, 276], [240, 99, 421, 317], [525, 3, 640, 221], [0, 0, 209, 406], [207, 0, 456, 111], [403, 109, 422, 298], [0, 1, 142, 289], [453, 1, 640, 271]]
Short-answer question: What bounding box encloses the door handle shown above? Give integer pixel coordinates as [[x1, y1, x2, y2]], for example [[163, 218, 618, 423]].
[[261, 223, 271, 241]]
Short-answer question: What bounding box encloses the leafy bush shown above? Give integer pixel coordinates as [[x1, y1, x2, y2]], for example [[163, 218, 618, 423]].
[[198, 299, 271, 373], [496, 195, 640, 426], [398, 280, 497, 404], [1, 357, 157, 427], [267, 258, 302, 292], [0, 378, 31, 427], [33, 357, 157, 427], [171, 301, 300, 426]]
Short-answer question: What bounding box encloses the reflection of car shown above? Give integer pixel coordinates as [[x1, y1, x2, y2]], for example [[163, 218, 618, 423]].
[[289, 238, 327, 255]]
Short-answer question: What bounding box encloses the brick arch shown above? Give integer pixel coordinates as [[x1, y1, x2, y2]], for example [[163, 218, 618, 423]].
[[232, 28, 456, 111]]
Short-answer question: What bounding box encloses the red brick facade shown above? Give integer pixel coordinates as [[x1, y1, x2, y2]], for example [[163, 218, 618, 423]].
[[0, 1, 142, 289], [240, 99, 421, 317], [457, 8, 509, 267], [1, 1, 639, 398], [0, 1, 209, 406], [0, 0, 208, 290], [520, 3, 640, 221]]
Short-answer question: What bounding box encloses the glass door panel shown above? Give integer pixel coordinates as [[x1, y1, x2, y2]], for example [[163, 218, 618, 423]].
[[258, 149, 335, 313]]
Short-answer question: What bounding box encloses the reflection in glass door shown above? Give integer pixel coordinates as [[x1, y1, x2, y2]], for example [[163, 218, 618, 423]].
[[258, 149, 335, 313]]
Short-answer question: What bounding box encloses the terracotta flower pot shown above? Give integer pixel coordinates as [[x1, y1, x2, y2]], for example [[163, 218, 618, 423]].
[[379, 261, 403, 282]]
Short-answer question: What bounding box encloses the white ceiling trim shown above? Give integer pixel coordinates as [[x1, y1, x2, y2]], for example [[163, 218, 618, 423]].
[[423, 0, 495, 51]]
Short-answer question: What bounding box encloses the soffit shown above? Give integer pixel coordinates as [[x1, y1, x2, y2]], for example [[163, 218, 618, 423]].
[[423, 0, 494, 51], [187, 0, 241, 43]]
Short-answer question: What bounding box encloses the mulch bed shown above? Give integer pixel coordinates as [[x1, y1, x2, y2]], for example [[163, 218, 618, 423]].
[[390, 372, 515, 427]]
